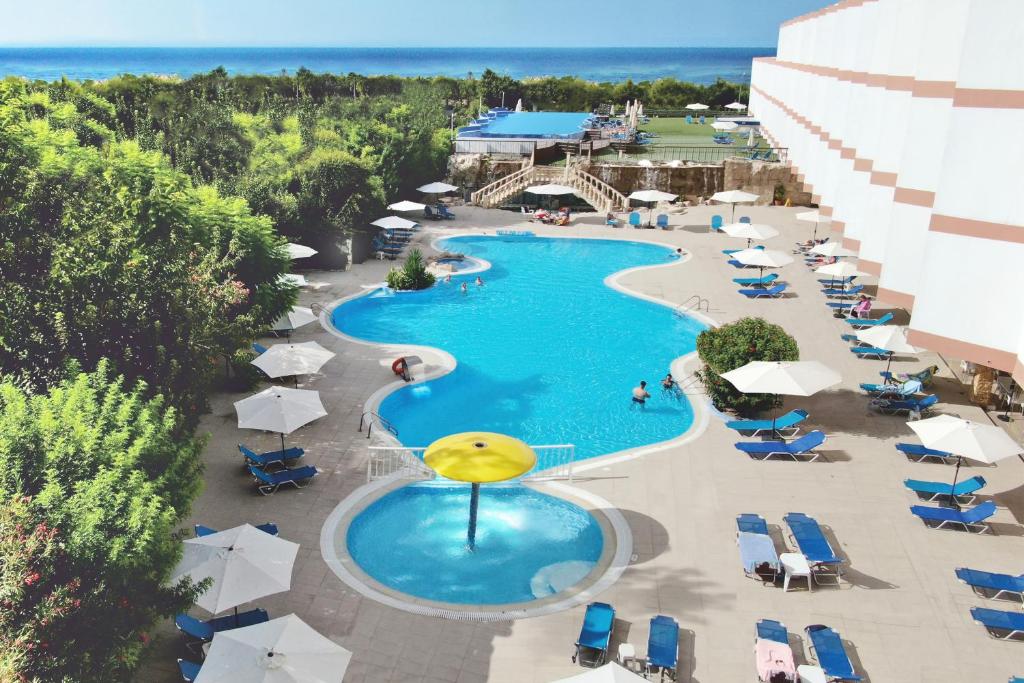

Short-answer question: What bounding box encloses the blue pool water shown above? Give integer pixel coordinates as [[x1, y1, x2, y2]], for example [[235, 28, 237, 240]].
[[346, 483, 604, 604], [469, 112, 593, 139], [334, 235, 705, 462]]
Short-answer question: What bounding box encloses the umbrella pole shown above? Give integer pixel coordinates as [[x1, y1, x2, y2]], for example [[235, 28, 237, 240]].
[[467, 483, 480, 551], [294, 375, 299, 389], [948, 456, 963, 510], [280, 432, 286, 454], [884, 352, 894, 377]]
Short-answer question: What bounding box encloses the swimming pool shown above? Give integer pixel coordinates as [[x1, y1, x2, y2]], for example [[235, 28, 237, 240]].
[[459, 111, 592, 139], [345, 482, 604, 604], [333, 235, 705, 462]]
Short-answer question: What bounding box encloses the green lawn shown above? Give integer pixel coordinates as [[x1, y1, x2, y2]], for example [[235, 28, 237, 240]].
[[640, 116, 756, 146]]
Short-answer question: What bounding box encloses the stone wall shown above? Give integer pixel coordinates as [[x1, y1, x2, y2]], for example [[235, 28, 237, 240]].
[[449, 155, 526, 196], [723, 158, 813, 206]]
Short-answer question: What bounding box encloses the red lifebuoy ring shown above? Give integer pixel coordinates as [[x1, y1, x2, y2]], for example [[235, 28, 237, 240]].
[[391, 358, 406, 376]]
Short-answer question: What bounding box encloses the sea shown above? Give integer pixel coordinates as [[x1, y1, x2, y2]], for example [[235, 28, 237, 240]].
[[0, 47, 774, 84]]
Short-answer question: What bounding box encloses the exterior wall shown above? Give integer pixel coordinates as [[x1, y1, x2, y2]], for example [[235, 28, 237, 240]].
[[751, 0, 1024, 382]]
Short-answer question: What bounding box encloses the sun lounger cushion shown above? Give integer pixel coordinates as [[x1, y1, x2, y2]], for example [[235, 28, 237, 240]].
[[910, 500, 996, 532], [904, 476, 985, 498], [756, 619, 789, 644], [738, 532, 780, 578], [736, 513, 769, 535]]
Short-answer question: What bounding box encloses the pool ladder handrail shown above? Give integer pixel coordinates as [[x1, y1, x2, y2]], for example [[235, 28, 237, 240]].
[[359, 411, 399, 439], [677, 295, 710, 315]]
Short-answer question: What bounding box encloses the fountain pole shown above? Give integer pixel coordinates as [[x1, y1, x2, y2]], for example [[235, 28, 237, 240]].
[[467, 483, 480, 550]]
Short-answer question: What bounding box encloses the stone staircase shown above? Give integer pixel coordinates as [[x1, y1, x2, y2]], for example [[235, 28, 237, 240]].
[[470, 161, 627, 213]]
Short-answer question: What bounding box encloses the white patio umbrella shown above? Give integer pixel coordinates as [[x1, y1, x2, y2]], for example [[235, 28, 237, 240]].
[[721, 360, 842, 437], [796, 209, 831, 241], [733, 247, 793, 281], [810, 242, 858, 259], [417, 181, 458, 194], [725, 102, 747, 110], [251, 342, 335, 387], [814, 261, 871, 279], [856, 326, 920, 375], [234, 386, 327, 452], [710, 189, 759, 221], [196, 614, 352, 683], [285, 243, 317, 260], [271, 306, 318, 336], [628, 189, 678, 226], [514, 98, 523, 112], [370, 216, 418, 231], [685, 103, 709, 110], [908, 415, 1024, 508], [551, 662, 648, 682], [525, 184, 577, 196], [171, 524, 299, 617], [712, 121, 738, 132], [721, 222, 779, 248], [387, 200, 426, 212]]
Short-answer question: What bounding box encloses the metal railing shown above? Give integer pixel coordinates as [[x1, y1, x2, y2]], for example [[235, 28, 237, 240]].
[[678, 295, 710, 314], [359, 411, 399, 440], [366, 444, 576, 483], [608, 145, 788, 164]]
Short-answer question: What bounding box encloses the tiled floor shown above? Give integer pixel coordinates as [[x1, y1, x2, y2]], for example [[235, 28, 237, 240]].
[[137, 205, 1024, 683]]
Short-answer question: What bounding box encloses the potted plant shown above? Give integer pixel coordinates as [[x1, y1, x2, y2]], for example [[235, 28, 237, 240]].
[[773, 183, 786, 206]]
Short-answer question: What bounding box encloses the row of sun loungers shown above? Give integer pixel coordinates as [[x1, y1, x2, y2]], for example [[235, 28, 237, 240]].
[[755, 620, 861, 682], [737, 513, 843, 585], [957, 569, 1024, 641], [238, 443, 320, 494], [572, 603, 679, 679]]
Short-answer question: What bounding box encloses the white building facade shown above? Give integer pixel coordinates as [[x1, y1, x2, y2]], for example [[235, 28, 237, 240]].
[[750, 0, 1024, 383]]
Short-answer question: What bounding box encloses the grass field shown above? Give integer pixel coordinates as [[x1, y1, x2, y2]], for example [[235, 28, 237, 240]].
[[639, 116, 756, 146]]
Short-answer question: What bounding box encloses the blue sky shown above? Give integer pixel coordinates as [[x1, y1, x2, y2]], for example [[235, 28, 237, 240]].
[[2, 0, 833, 47]]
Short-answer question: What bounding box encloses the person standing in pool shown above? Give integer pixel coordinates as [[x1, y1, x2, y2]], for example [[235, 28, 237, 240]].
[[631, 381, 651, 409], [475, 276, 484, 287], [460, 282, 468, 294]]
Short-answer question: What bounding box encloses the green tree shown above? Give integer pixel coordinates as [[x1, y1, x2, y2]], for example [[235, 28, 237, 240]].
[[0, 364, 203, 682], [695, 317, 800, 414]]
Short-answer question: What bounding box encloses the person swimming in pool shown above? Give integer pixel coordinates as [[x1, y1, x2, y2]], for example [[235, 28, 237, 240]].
[[445, 273, 451, 284], [475, 276, 484, 287], [631, 381, 651, 409], [460, 282, 468, 294], [662, 372, 682, 399]]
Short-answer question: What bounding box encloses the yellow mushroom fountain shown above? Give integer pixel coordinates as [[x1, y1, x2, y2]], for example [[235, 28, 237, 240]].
[[423, 431, 536, 551]]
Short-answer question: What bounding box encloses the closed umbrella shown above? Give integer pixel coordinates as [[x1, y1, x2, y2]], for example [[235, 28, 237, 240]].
[[908, 415, 1023, 508], [721, 222, 779, 248], [515, 98, 523, 112], [725, 102, 747, 111], [171, 524, 299, 617], [285, 243, 317, 260], [856, 326, 920, 375], [710, 189, 759, 221], [196, 614, 352, 683], [234, 386, 327, 452], [721, 360, 842, 438], [747, 128, 756, 148], [271, 306, 318, 337], [370, 216, 418, 231], [733, 247, 793, 281], [387, 200, 426, 212], [251, 342, 335, 387], [628, 189, 677, 226]]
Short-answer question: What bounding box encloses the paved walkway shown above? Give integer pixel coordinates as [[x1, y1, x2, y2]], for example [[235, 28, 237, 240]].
[[139, 205, 1024, 683]]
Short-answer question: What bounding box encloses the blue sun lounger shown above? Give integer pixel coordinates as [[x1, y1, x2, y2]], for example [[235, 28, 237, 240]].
[[904, 476, 986, 504], [869, 394, 937, 416], [896, 442, 954, 463], [436, 205, 455, 219], [740, 283, 787, 298], [248, 465, 319, 495], [628, 212, 642, 227], [728, 259, 756, 268], [656, 214, 669, 229], [956, 568, 1024, 603], [805, 625, 862, 681], [756, 619, 789, 645], [817, 275, 855, 286], [735, 430, 826, 462], [733, 272, 779, 287], [785, 513, 842, 574], [971, 607, 1024, 641], [844, 312, 894, 328], [252, 342, 269, 355], [645, 615, 679, 680], [910, 500, 996, 533], [737, 513, 770, 535], [822, 284, 864, 297], [859, 379, 921, 397], [195, 523, 279, 537], [850, 346, 889, 359], [572, 602, 615, 667], [238, 443, 305, 469], [726, 409, 808, 437], [724, 245, 765, 256], [175, 609, 270, 644], [827, 302, 854, 312], [711, 214, 723, 231], [177, 659, 202, 682]]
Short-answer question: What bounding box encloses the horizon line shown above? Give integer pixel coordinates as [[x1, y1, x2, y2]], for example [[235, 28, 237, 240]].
[[0, 44, 777, 50]]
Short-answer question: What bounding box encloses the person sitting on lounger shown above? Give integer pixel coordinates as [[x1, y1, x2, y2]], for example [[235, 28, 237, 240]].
[[606, 212, 619, 226], [632, 381, 651, 409]]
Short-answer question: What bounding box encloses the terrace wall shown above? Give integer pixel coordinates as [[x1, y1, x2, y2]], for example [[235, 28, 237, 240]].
[[751, 0, 1024, 382]]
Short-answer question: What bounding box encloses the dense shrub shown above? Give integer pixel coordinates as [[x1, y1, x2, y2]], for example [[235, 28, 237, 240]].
[[385, 249, 436, 291], [695, 317, 799, 415]]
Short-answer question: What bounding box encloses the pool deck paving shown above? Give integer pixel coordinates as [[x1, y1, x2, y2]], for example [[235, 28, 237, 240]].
[[137, 204, 1024, 683]]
